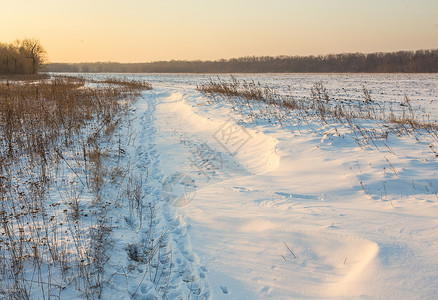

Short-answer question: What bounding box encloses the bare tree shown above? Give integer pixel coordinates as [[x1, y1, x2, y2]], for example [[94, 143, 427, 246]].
[[20, 38, 46, 74]]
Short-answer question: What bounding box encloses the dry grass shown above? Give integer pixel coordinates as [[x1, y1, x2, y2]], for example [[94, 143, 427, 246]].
[[0, 77, 121, 159], [197, 76, 265, 101], [0, 76, 153, 299], [197, 76, 298, 110], [198, 77, 437, 132]]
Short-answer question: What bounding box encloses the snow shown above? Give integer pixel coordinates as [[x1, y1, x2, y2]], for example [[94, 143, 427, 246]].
[[21, 73, 438, 298], [146, 74, 437, 299]]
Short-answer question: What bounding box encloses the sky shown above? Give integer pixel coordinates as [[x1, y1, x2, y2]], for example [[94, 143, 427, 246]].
[[1, 0, 438, 63]]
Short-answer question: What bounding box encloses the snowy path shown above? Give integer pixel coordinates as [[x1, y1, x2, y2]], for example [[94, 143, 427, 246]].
[[132, 90, 210, 298], [103, 90, 210, 299], [117, 85, 438, 299]]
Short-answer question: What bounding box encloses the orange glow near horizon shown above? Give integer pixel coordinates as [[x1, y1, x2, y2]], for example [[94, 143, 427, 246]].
[[2, 0, 438, 63]]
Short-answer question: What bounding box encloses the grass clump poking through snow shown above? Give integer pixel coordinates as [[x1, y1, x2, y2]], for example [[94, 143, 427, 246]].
[[0, 77, 153, 299], [197, 76, 299, 109]]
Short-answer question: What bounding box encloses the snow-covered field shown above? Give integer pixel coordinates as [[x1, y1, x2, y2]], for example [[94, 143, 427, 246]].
[[4, 73, 438, 299], [120, 73, 438, 299]]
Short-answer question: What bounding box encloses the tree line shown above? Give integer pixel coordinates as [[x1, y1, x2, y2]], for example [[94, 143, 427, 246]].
[[45, 49, 438, 73], [0, 39, 46, 75]]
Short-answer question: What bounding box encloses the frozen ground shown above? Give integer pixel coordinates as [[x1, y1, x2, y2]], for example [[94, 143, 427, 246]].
[[42, 74, 438, 298]]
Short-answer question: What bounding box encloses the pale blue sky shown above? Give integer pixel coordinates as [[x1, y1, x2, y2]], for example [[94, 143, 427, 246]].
[[1, 0, 437, 62]]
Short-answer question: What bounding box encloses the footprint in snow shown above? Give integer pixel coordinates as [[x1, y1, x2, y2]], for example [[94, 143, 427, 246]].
[[220, 285, 229, 295]]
